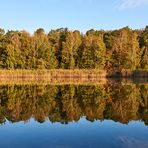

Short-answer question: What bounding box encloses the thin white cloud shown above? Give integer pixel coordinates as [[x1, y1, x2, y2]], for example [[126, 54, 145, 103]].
[[118, 0, 148, 10]]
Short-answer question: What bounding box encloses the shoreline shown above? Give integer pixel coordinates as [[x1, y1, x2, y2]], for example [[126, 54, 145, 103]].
[[0, 69, 147, 85], [0, 69, 148, 77]]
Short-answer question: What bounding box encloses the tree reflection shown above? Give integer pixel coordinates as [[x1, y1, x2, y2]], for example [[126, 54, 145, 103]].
[[0, 82, 147, 125]]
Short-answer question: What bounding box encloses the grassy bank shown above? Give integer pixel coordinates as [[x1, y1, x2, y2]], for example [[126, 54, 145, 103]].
[[0, 69, 147, 85], [0, 69, 106, 78], [0, 69, 148, 78], [0, 69, 107, 85]]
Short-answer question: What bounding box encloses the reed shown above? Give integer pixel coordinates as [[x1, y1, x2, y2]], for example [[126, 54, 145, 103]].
[[0, 69, 147, 85], [0, 69, 107, 85]]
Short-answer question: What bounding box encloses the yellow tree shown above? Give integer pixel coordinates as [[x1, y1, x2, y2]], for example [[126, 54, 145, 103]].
[[61, 30, 82, 69]]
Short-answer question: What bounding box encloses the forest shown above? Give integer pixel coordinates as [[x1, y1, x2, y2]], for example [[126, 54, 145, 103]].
[[0, 83, 147, 125], [0, 26, 148, 71]]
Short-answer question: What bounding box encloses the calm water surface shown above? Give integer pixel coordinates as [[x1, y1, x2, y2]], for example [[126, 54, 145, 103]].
[[0, 80, 147, 148]]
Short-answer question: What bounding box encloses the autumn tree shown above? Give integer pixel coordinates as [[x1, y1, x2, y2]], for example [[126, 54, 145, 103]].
[[139, 26, 148, 69], [48, 28, 68, 68], [61, 30, 82, 69], [108, 27, 140, 71], [0, 26, 147, 70], [0, 28, 5, 68], [2, 31, 24, 69], [78, 30, 106, 69], [33, 28, 58, 69]]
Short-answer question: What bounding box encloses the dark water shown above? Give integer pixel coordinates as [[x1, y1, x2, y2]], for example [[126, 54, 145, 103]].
[[0, 80, 148, 148]]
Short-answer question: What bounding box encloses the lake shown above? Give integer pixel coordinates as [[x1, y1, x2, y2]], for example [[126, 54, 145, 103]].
[[0, 79, 147, 148]]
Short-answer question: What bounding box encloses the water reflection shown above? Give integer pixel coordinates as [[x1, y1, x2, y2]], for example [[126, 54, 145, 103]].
[[0, 80, 147, 125]]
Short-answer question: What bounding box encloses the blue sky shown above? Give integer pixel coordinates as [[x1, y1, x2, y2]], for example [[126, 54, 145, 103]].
[[0, 0, 148, 33]]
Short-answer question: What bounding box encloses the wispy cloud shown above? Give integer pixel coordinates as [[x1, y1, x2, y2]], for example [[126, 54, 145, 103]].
[[117, 0, 148, 10], [118, 136, 148, 148]]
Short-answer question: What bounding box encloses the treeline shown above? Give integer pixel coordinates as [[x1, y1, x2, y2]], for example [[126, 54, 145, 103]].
[[0, 83, 147, 125], [0, 26, 148, 70]]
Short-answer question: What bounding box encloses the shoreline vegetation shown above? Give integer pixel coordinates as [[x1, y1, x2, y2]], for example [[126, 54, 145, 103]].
[[0, 69, 147, 77], [0, 26, 148, 72], [0, 69, 107, 85], [0, 69, 147, 85]]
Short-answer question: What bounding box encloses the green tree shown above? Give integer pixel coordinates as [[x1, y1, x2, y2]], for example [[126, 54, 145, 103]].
[[33, 28, 58, 69], [48, 28, 68, 68], [2, 31, 24, 69], [61, 31, 81, 69], [79, 31, 106, 69], [0, 28, 6, 68], [139, 26, 148, 69], [109, 27, 140, 71]]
